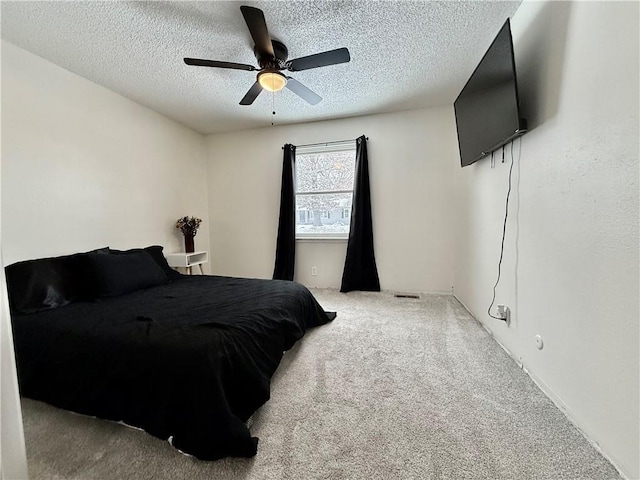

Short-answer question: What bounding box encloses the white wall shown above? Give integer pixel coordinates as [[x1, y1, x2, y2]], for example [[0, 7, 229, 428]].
[[205, 107, 459, 293], [1, 41, 210, 267], [452, 2, 639, 478], [1, 145, 29, 480]]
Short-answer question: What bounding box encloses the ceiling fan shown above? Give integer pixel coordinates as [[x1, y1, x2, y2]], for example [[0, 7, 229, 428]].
[[184, 5, 350, 106]]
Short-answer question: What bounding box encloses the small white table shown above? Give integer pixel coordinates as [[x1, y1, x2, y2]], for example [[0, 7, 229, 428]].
[[165, 251, 208, 275]]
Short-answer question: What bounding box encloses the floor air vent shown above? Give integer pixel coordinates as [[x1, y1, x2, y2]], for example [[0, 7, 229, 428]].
[[394, 293, 420, 299]]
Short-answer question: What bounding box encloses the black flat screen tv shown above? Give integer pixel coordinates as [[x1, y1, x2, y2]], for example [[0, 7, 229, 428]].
[[454, 19, 527, 167]]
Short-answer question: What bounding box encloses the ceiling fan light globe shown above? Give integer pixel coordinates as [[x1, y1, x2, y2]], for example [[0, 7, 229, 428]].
[[258, 71, 287, 92]]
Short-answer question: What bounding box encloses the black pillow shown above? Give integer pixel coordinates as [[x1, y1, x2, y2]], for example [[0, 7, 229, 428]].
[[88, 250, 168, 298], [5, 247, 109, 315], [109, 245, 179, 279]]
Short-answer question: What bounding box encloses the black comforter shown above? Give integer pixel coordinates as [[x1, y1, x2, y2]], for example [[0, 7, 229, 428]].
[[12, 275, 333, 459]]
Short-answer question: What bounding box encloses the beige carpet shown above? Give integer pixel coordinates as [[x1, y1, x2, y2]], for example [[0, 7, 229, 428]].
[[20, 289, 620, 480]]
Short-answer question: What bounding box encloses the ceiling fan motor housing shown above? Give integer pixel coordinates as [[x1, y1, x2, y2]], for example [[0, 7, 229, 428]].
[[255, 40, 289, 71]]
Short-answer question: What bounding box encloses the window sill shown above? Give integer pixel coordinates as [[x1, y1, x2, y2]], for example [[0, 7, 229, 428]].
[[296, 237, 349, 242]]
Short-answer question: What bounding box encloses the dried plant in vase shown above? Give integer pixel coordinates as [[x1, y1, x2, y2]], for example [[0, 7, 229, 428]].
[[176, 216, 202, 253]]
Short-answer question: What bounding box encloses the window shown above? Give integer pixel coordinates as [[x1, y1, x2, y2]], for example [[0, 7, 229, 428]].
[[295, 143, 356, 238]]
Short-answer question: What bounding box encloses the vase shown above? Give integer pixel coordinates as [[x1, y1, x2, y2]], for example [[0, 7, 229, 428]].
[[184, 234, 195, 253]]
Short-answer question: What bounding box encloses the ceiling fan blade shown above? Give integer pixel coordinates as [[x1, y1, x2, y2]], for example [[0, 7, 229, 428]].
[[286, 47, 350, 72], [240, 6, 274, 57], [239, 81, 263, 105], [285, 77, 322, 105], [184, 58, 256, 71]]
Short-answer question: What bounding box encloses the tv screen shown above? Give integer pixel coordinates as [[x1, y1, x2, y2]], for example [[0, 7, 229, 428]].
[[454, 19, 527, 167]]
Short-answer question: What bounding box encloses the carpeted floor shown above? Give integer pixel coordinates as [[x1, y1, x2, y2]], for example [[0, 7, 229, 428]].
[[20, 289, 620, 480]]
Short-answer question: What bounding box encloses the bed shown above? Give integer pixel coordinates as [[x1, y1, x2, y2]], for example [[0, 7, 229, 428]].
[[7, 246, 334, 460]]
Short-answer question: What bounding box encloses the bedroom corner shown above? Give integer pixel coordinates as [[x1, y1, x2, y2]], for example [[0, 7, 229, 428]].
[[0, 41, 212, 267]]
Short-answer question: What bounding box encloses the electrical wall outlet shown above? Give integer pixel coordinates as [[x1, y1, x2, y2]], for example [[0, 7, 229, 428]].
[[311, 266, 317, 276], [496, 304, 510, 322]]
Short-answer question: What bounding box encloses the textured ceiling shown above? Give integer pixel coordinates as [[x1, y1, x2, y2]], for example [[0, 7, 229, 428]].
[[1, 1, 522, 135]]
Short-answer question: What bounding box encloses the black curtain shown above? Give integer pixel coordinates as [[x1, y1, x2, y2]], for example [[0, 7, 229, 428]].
[[273, 144, 296, 280], [340, 136, 380, 292]]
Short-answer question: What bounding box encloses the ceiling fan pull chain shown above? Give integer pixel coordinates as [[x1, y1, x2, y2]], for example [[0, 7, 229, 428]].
[[271, 91, 275, 126]]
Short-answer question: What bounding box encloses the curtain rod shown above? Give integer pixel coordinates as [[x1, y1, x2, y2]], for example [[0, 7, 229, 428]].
[[282, 137, 368, 149]]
